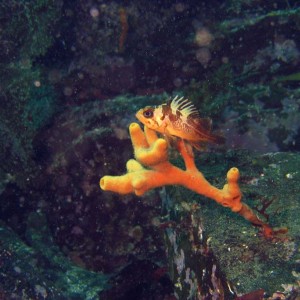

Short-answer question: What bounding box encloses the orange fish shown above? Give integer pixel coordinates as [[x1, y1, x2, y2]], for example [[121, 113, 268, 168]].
[[135, 95, 225, 151]]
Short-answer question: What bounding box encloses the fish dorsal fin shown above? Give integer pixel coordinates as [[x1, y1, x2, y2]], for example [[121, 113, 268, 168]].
[[170, 96, 200, 121]]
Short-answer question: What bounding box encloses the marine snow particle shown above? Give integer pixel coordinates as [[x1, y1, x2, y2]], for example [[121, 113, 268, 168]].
[[195, 27, 214, 47], [173, 77, 183, 88], [34, 80, 41, 87], [195, 47, 211, 67], [90, 7, 100, 18], [63, 86, 73, 96], [128, 225, 144, 242], [174, 3, 186, 13]]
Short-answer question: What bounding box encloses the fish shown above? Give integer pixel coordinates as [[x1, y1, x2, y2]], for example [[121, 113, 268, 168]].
[[135, 95, 225, 151]]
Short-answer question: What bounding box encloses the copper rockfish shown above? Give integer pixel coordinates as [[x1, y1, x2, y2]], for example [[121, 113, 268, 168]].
[[135, 95, 225, 150]]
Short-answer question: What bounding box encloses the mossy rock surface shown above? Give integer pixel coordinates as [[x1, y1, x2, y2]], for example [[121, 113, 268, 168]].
[[173, 150, 300, 294]]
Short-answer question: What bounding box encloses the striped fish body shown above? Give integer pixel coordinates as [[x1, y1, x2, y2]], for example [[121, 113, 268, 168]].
[[135, 96, 225, 149]]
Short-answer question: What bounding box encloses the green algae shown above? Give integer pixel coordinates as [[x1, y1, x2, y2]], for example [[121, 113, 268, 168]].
[[0, 212, 109, 299], [219, 7, 300, 34]]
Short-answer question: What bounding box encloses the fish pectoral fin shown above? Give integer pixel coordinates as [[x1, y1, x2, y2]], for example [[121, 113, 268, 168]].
[[163, 132, 177, 148], [182, 140, 195, 157], [189, 141, 206, 152]]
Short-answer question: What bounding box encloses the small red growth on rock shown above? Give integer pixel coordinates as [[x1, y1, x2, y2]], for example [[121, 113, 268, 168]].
[[235, 288, 264, 300], [119, 8, 128, 53]]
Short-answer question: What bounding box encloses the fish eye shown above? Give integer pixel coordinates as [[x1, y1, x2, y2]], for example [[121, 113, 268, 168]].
[[143, 109, 153, 118]]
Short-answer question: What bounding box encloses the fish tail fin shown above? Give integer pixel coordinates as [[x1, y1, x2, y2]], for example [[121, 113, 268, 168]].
[[209, 133, 226, 145], [189, 133, 225, 151]]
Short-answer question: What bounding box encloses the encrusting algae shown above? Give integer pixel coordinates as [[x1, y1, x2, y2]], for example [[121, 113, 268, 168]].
[[100, 122, 282, 238]]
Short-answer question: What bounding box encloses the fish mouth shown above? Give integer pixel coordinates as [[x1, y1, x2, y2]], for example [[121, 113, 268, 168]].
[[135, 111, 141, 121]]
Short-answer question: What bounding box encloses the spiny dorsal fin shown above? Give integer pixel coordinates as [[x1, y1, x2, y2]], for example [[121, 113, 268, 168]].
[[170, 96, 200, 120]]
